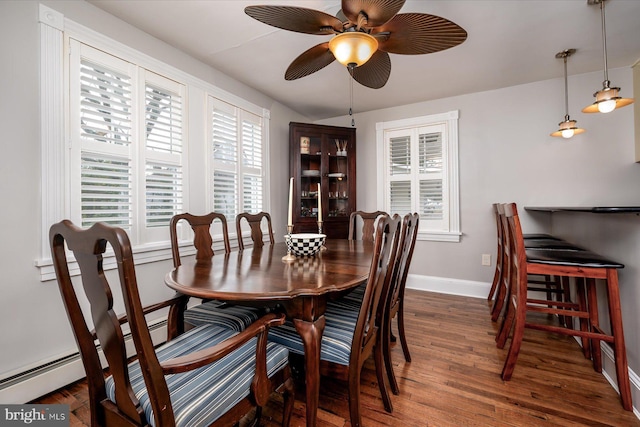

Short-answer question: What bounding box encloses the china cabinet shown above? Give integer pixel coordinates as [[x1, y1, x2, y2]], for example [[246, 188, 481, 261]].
[[289, 122, 356, 238]]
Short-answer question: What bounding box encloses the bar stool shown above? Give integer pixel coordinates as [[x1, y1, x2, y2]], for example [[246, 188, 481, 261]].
[[496, 202, 631, 411], [489, 204, 581, 322]]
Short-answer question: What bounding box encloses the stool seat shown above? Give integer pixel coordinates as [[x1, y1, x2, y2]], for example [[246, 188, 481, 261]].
[[526, 249, 624, 269], [524, 239, 585, 250], [523, 233, 563, 240]]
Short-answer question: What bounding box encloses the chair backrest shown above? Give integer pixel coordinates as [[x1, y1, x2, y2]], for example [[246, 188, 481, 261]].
[[351, 213, 402, 367], [50, 220, 172, 426], [386, 213, 419, 319], [348, 210, 388, 242], [170, 212, 231, 267], [236, 212, 275, 250], [503, 203, 527, 307]]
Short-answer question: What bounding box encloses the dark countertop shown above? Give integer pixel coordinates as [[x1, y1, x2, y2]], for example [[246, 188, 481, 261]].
[[524, 206, 640, 214]]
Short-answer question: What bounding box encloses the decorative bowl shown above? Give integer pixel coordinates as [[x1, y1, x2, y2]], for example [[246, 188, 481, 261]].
[[285, 233, 326, 257]]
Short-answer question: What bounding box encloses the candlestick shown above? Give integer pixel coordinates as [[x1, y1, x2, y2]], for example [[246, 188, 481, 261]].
[[287, 177, 293, 227], [282, 225, 296, 262]]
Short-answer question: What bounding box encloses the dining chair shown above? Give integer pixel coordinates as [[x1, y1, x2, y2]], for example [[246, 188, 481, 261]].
[[382, 212, 419, 395], [348, 210, 387, 242], [170, 212, 267, 332], [268, 214, 402, 427], [236, 211, 275, 250], [495, 203, 632, 411], [49, 220, 294, 427]]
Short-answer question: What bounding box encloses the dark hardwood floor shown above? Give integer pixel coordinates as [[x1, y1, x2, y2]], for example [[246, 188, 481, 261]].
[[31, 290, 640, 426]]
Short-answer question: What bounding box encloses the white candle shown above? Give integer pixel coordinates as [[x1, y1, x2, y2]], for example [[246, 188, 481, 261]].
[[287, 177, 293, 227], [317, 182, 322, 222]]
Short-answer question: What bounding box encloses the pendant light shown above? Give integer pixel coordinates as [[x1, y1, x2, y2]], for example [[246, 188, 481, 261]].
[[551, 49, 585, 139], [582, 0, 634, 113]]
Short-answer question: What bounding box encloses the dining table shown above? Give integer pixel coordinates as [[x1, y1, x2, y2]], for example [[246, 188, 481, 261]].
[[165, 239, 375, 427]]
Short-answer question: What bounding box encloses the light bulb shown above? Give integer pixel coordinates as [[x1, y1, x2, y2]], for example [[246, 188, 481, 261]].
[[561, 129, 575, 139], [598, 99, 616, 113]]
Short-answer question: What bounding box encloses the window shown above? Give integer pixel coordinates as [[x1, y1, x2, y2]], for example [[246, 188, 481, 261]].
[[69, 41, 185, 245], [376, 111, 460, 242], [211, 98, 264, 220], [37, 5, 270, 279]]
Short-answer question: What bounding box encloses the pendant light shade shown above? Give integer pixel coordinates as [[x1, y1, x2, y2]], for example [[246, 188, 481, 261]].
[[551, 49, 585, 139], [582, 0, 634, 113]]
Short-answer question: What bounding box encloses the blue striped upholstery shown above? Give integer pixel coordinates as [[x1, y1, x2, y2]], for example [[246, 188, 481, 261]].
[[184, 300, 265, 332], [268, 287, 365, 366], [105, 324, 289, 427]]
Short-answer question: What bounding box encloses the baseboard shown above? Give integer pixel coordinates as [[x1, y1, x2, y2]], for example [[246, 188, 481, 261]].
[[0, 320, 168, 404], [405, 273, 491, 299]]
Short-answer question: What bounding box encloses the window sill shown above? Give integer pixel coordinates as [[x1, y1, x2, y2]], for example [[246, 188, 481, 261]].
[[417, 230, 461, 243]]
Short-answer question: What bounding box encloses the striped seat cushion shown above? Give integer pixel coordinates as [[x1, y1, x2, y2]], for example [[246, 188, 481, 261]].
[[184, 300, 265, 332], [106, 324, 289, 427], [268, 293, 363, 366]]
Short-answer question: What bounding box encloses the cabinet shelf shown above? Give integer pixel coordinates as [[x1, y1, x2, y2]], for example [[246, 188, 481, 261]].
[[290, 122, 356, 239]]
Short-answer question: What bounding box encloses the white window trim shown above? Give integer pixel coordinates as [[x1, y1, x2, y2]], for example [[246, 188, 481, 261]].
[[37, 4, 270, 280], [375, 110, 461, 242]]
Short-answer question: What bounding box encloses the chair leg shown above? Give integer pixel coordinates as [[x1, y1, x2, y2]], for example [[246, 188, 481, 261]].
[[383, 315, 399, 395], [604, 269, 632, 411], [374, 341, 394, 413], [501, 298, 526, 381], [397, 301, 412, 362], [280, 375, 295, 427], [490, 277, 507, 322], [348, 366, 363, 427], [495, 294, 515, 349], [488, 262, 501, 301]]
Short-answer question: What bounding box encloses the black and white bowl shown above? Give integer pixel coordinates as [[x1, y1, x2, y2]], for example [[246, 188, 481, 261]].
[[285, 233, 326, 257]]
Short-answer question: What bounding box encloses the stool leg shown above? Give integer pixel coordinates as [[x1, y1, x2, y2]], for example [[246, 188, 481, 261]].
[[585, 278, 600, 370], [560, 276, 573, 329], [576, 277, 590, 359], [605, 269, 632, 411]]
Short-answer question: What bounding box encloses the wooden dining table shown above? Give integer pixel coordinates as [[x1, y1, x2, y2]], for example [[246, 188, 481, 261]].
[[165, 239, 374, 427]]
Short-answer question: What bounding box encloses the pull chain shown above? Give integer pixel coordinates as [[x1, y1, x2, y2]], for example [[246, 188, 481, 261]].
[[348, 65, 355, 127]]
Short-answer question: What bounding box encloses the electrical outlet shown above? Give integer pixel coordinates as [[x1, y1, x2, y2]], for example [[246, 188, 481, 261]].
[[482, 253, 491, 266]]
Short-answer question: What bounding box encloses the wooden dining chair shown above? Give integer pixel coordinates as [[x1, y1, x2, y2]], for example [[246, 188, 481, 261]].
[[170, 212, 267, 332], [348, 210, 387, 241], [269, 214, 402, 427], [495, 203, 632, 411], [236, 211, 275, 250], [50, 220, 294, 427], [382, 212, 419, 395]]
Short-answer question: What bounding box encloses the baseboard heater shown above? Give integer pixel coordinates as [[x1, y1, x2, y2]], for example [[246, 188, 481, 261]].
[[0, 320, 168, 404]]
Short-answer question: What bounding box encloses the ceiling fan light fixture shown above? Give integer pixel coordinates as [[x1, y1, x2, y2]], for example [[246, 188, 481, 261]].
[[328, 32, 378, 68], [582, 0, 634, 114]]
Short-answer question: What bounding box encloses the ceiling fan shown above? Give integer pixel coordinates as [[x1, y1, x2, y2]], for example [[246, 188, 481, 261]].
[[245, 0, 467, 89]]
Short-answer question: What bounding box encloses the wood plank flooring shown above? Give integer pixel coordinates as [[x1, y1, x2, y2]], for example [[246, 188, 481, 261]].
[[31, 290, 640, 426]]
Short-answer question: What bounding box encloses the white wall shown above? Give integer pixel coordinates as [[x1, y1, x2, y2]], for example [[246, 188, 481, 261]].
[[0, 0, 308, 394], [318, 65, 640, 383], [1, 0, 639, 406]]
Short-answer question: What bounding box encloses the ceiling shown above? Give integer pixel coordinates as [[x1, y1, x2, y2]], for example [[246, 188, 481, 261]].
[[87, 0, 640, 121]]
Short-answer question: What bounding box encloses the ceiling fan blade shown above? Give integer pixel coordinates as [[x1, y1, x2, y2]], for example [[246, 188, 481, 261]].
[[350, 50, 391, 89], [285, 43, 336, 81], [374, 13, 467, 55], [245, 6, 343, 35], [341, 0, 405, 28]]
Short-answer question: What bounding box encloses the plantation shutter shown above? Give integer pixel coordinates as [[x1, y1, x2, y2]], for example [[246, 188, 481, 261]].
[[212, 100, 239, 219], [418, 131, 444, 220], [388, 135, 412, 214], [211, 98, 264, 219], [144, 73, 184, 227], [241, 115, 263, 213], [77, 47, 133, 228]]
